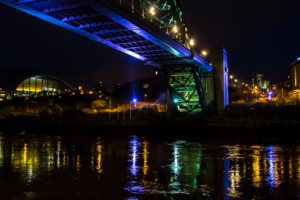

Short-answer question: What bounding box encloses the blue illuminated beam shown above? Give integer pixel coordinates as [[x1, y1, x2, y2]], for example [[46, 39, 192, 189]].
[[0, 0, 148, 63]]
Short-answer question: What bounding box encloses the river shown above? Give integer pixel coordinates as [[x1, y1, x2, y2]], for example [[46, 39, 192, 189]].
[[0, 130, 299, 199]]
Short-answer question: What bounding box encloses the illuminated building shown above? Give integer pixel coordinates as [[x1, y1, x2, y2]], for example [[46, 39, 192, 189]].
[[252, 74, 263, 88], [0, 69, 74, 100], [291, 57, 300, 90], [268, 74, 291, 97]]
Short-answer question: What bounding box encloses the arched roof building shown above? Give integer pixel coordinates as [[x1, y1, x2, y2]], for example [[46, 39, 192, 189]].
[[0, 68, 74, 100]]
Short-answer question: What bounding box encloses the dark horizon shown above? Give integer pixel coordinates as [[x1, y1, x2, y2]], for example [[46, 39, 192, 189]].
[[0, 0, 299, 90]]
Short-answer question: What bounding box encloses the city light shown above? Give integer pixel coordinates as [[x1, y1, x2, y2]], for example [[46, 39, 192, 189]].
[[78, 86, 82, 90], [150, 7, 155, 15], [298, 57, 300, 61], [174, 99, 178, 103], [173, 26, 178, 33], [202, 51, 207, 56], [133, 99, 137, 103], [246, 84, 248, 87], [242, 82, 244, 85], [190, 39, 195, 46], [230, 75, 233, 79], [234, 79, 237, 82]]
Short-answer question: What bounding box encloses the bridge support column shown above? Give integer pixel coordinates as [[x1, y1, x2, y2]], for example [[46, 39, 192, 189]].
[[162, 64, 207, 114], [211, 46, 229, 114]]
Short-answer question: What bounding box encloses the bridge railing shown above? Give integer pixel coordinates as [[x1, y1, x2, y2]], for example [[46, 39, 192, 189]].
[[106, 0, 191, 50]]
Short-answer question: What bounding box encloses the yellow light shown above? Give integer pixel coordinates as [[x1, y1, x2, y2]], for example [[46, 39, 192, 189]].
[[242, 82, 244, 85], [246, 84, 248, 86], [155, 71, 158, 75], [173, 26, 178, 33], [190, 39, 195, 46], [145, 94, 147, 97], [150, 7, 155, 15], [234, 79, 237, 82], [202, 51, 207, 56], [230, 75, 233, 79], [78, 86, 82, 90]]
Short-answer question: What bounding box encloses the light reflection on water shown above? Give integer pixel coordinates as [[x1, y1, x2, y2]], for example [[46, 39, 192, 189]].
[[1, 133, 300, 199]]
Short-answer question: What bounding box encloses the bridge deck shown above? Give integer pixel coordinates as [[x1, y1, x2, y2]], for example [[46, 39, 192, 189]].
[[1, 0, 212, 71]]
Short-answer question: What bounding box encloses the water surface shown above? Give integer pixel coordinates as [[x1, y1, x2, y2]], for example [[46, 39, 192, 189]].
[[0, 130, 299, 199]]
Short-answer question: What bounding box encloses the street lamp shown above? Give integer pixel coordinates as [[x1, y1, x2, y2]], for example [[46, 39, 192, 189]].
[[202, 51, 207, 57], [190, 39, 195, 46], [234, 79, 237, 83], [173, 26, 178, 33], [150, 7, 155, 15], [130, 98, 137, 120], [230, 75, 233, 79]]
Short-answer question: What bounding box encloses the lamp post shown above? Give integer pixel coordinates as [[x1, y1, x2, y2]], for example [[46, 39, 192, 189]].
[[130, 101, 131, 120]]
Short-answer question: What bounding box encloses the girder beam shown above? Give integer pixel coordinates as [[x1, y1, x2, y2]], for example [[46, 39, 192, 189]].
[[124, 44, 159, 49], [140, 52, 171, 56], [43, 3, 84, 13], [78, 21, 117, 29], [103, 33, 140, 40], [113, 39, 148, 45], [93, 28, 128, 35], [62, 13, 102, 22]]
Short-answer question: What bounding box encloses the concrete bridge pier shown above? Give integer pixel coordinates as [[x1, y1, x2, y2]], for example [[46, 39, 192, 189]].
[[211, 46, 229, 114]]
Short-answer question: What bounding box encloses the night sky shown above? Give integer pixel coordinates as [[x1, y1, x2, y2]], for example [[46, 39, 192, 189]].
[[0, 0, 300, 90]]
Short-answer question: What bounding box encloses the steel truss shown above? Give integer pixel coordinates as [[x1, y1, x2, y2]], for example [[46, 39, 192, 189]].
[[122, 0, 191, 48], [162, 64, 206, 113]]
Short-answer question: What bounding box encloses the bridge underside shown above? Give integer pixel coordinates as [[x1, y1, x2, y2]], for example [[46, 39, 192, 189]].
[[1, 0, 214, 114]]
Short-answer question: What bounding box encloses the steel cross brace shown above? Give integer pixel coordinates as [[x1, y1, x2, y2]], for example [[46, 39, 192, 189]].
[[161, 64, 207, 113]]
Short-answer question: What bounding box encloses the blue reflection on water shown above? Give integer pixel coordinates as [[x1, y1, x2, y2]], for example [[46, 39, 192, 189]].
[[224, 157, 230, 200], [129, 136, 141, 176], [124, 136, 143, 196], [265, 146, 281, 190]]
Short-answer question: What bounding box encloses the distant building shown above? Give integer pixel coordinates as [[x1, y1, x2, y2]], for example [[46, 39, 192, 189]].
[[263, 80, 270, 89], [268, 74, 291, 97], [252, 74, 263, 88], [291, 57, 300, 90], [0, 68, 74, 101]]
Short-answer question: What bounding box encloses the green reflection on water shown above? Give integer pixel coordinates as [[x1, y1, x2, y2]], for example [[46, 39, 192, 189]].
[[169, 141, 202, 194]]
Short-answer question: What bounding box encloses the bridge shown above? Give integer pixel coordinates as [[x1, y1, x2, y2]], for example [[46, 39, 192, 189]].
[[0, 0, 228, 114]]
